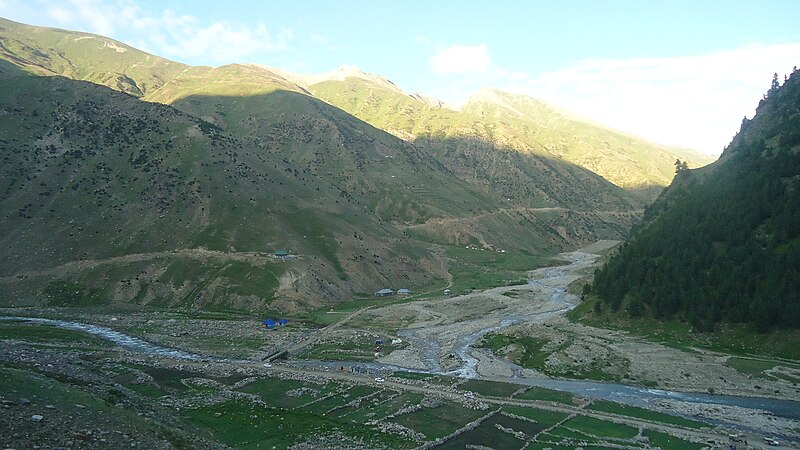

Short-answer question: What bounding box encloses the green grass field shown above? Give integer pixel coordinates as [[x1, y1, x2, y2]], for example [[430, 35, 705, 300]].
[[643, 429, 706, 450], [459, 379, 524, 397], [513, 386, 576, 404], [587, 400, 709, 429], [500, 406, 568, 428], [561, 415, 639, 439], [391, 402, 488, 439], [182, 399, 415, 449]]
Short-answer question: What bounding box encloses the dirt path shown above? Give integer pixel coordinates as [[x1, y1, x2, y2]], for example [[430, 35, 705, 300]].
[[398, 207, 642, 231], [287, 306, 375, 355], [0, 248, 287, 280]]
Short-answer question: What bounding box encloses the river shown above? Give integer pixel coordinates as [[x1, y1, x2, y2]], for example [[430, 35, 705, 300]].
[[2, 250, 800, 432]]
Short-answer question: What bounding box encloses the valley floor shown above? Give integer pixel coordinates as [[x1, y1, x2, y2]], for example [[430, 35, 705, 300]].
[[1, 241, 799, 449]]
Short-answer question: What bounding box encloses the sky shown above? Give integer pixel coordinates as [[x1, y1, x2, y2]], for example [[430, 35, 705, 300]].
[[2, 0, 799, 155]]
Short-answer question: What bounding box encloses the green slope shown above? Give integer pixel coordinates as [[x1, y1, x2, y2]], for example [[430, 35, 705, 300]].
[[308, 75, 712, 201], [462, 89, 713, 193], [0, 62, 450, 310], [0, 16, 187, 96], [304, 71, 647, 236], [592, 69, 800, 332], [143, 62, 638, 250]]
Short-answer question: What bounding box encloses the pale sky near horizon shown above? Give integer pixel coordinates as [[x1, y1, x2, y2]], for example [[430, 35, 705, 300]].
[[2, 0, 799, 155]]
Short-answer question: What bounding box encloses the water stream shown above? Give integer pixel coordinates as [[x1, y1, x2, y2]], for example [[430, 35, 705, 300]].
[[0, 315, 206, 361], [2, 249, 799, 430]]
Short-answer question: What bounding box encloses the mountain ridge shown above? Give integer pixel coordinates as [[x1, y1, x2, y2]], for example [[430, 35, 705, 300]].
[[0, 17, 707, 311], [308, 74, 713, 197], [0, 16, 712, 195]]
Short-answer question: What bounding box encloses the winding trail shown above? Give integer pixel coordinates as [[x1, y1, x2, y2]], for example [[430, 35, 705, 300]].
[[0, 248, 287, 280]]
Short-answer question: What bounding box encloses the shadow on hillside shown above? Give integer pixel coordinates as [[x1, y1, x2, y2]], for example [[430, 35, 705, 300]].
[[165, 90, 652, 256], [412, 134, 650, 211], [171, 89, 654, 210], [0, 58, 34, 78]]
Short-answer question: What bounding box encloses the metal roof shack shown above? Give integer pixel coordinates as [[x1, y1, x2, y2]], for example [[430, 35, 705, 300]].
[[374, 288, 394, 297]]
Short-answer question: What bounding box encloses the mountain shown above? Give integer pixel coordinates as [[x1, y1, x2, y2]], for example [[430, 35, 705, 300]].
[[0, 59, 506, 311], [0, 22, 632, 312], [592, 69, 800, 332], [0, 17, 694, 311], [307, 73, 713, 200], [0, 17, 644, 215]]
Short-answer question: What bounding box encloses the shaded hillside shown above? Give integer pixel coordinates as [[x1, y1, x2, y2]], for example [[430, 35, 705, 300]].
[[0, 16, 711, 207], [309, 76, 713, 200], [145, 65, 640, 218], [0, 62, 451, 311], [0, 17, 642, 245], [593, 69, 800, 331]]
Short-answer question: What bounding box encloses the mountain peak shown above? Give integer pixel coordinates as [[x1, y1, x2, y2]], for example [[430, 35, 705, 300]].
[[318, 65, 402, 91], [466, 87, 526, 113], [260, 64, 401, 93]]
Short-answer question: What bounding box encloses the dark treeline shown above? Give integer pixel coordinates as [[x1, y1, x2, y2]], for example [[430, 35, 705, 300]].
[[594, 68, 800, 332]]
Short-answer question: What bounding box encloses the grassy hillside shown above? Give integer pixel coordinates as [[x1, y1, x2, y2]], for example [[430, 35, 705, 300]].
[[591, 69, 800, 333], [0, 17, 186, 96], [305, 72, 646, 238], [309, 76, 713, 200], [143, 63, 638, 251], [462, 89, 712, 193], [0, 62, 453, 311]]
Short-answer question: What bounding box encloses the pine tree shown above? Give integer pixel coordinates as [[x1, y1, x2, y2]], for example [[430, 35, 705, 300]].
[[674, 159, 688, 174], [770, 73, 780, 93]]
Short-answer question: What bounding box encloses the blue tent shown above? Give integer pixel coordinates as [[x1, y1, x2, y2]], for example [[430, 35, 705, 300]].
[[278, 319, 289, 326], [262, 318, 277, 329]]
